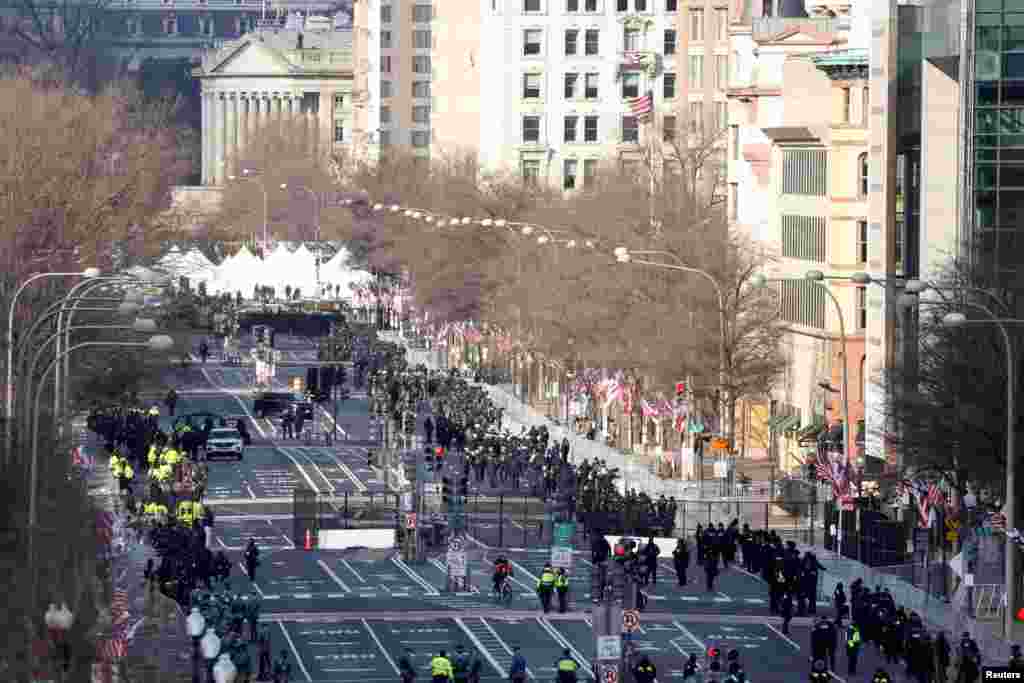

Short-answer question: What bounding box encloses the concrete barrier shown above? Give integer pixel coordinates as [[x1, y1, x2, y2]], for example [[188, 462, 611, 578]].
[[319, 529, 394, 550]]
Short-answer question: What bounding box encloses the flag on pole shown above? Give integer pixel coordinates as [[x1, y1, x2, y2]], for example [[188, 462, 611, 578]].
[[629, 90, 654, 121]]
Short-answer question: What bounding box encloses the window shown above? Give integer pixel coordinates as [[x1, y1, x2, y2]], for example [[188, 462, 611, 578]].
[[779, 280, 827, 329], [689, 55, 703, 88], [565, 29, 578, 54], [635, 0, 646, 10], [381, 30, 393, 47], [412, 4, 431, 21], [381, 55, 392, 72], [523, 29, 542, 55], [585, 0, 597, 10], [856, 220, 868, 263], [520, 159, 541, 185], [663, 115, 676, 141], [622, 72, 640, 99], [379, 130, 392, 146], [729, 182, 738, 219], [564, 159, 579, 189], [523, 116, 541, 143], [664, 29, 676, 54], [856, 286, 867, 330], [780, 215, 826, 261], [381, 80, 393, 97], [523, 0, 540, 11], [715, 101, 727, 130], [381, 106, 392, 123], [895, 218, 904, 267], [412, 105, 430, 123], [665, 0, 676, 10], [862, 86, 869, 125], [584, 159, 598, 184], [858, 153, 868, 196], [714, 9, 727, 40], [663, 73, 676, 99], [414, 29, 431, 49], [334, 123, 345, 142], [162, 14, 177, 35], [689, 9, 703, 40], [199, 15, 212, 35], [584, 72, 599, 98], [731, 124, 739, 160], [689, 101, 702, 134], [584, 29, 599, 55], [568, 0, 579, 10], [126, 16, 139, 35], [616, 0, 627, 10], [623, 28, 640, 51], [622, 115, 639, 143], [411, 131, 430, 147], [381, 5, 392, 22], [413, 80, 430, 98], [781, 149, 827, 195], [523, 73, 541, 98], [413, 56, 431, 73], [584, 115, 599, 141], [715, 55, 727, 89], [564, 116, 578, 142], [841, 87, 851, 123], [564, 73, 579, 98]]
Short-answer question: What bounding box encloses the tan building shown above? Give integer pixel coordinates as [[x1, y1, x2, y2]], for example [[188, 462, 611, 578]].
[[759, 48, 868, 471]]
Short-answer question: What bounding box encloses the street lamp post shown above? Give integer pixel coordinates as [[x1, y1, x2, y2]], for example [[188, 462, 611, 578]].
[[5, 268, 101, 453]]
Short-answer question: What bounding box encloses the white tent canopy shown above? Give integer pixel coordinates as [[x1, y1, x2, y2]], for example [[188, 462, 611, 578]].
[[157, 247, 218, 288]]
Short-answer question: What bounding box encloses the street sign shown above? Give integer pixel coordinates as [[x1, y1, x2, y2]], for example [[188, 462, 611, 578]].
[[596, 635, 622, 660], [551, 546, 573, 569], [405, 513, 417, 530], [554, 522, 576, 547], [447, 550, 467, 576], [622, 609, 640, 632]]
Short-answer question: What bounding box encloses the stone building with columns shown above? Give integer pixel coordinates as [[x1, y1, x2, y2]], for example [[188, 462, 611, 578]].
[[192, 21, 355, 186]]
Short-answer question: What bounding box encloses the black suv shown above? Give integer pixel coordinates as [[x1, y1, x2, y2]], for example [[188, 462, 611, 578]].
[[252, 392, 314, 420]]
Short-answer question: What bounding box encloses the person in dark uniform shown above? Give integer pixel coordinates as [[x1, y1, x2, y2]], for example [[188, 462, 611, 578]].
[[257, 625, 272, 680], [398, 648, 417, 682], [272, 649, 292, 683], [673, 538, 690, 586], [244, 539, 260, 581], [632, 655, 657, 683], [704, 542, 719, 592], [780, 589, 795, 635]]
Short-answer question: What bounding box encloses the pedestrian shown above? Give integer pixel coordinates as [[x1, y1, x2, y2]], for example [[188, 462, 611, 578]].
[[673, 537, 689, 586], [508, 646, 527, 683], [398, 648, 417, 682], [468, 652, 483, 683], [537, 563, 555, 613], [809, 658, 829, 682], [245, 538, 260, 581], [282, 411, 294, 440], [272, 649, 292, 683], [452, 645, 470, 683], [872, 668, 893, 683], [780, 590, 795, 636], [555, 648, 578, 683], [632, 655, 657, 683], [165, 389, 178, 417], [424, 416, 434, 444], [1010, 644, 1023, 672], [555, 568, 570, 613], [846, 622, 862, 675], [235, 642, 253, 683], [642, 536, 660, 586], [934, 632, 951, 683], [682, 653, 700, 680], [247, 591, 261, 642], [200, 340, 209, 364], [430, 650, 453, 683], [704, 544, 719, 592], [834, 583, 848, 624], [257, 625, 272, 680]]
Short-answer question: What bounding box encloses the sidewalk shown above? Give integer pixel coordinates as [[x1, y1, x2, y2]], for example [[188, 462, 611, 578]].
[[76, 421, 191, 678]]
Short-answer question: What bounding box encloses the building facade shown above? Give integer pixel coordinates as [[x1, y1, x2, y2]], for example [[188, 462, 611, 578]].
[[429, 0, 731, 186], [191, 22, 355, 185]]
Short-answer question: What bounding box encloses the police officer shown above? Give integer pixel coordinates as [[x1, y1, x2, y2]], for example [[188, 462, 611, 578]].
[[245, 539, 261, 581], [673, 538, 690, 586], [272, 649, 292, 683], [398, 648, 417, 682], [555, 568, 570, 613], [537, 563, 556, 613], [165, 389, 178, 416], [632, 654, 657, 683], [431, 650, 453, 683], [811, 616, 831, 670], [555, 648, 578, 683], [845, 621, 862, 675]]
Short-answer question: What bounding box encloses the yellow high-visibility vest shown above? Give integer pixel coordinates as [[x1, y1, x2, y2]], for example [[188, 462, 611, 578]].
[[147, 446, 158, 465]]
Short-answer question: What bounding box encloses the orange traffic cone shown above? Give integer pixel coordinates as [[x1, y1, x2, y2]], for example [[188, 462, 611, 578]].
[[304, 529, 313, 550]]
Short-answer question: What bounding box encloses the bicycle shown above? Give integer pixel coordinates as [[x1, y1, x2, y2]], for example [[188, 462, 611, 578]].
[[493, 576, 514, 606]]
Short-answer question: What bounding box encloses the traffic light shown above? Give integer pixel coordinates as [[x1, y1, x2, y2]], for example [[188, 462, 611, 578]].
[[442, 476, 452, 505], [675, 381, 686, 397], [435, 447, 445, 469]]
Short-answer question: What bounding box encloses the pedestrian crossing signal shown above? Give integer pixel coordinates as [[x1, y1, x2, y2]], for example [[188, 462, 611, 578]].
[[707, 647, 720, 659], [614, 542, 627, 560], [435, 447, 445, 458]]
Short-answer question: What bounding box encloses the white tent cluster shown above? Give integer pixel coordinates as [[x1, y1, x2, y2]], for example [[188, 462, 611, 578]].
[[151, 244, 372, 300]]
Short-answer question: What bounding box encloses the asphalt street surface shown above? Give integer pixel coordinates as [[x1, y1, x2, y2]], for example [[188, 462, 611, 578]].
[[165, 333, 892, 682]]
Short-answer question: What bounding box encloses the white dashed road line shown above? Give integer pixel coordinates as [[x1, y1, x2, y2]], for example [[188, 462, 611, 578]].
[[277, 621, 314, 682], [317, 559, 353, 593]]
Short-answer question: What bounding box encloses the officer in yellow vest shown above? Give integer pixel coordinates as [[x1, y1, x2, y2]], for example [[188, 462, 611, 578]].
[[430, 649, 453, 682], [109, 450, 123, 478], [116, 461, 134, 493], [177, 500, 194, 527], [555, 567, 570, 613], [154, 503, 169, 522], [147, 443, 159, 467], [148, 406, 159, 418], [537, 563, 556, 613], [192, 501, 205, 524], [555, 649, 578, 683]]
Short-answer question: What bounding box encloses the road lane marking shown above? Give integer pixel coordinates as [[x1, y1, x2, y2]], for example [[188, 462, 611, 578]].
[[245, 484, 257, 499], [276, 621, 313, 682], [285, 447, 336, 494], [673, 620, 707, 652], [361, 618, 400, 675], [536, 617, 594, 678], [328, 452, 368, 493], [317, 559, 352, 593], [201, 367, 267, 439], [278, 447, 321, 495], [509, 560, 539, 586], [340, 558, 366, 583], [317, 405, 348, 437], [733, 566, 767, 583], [453, 617, 510, 679], [763, 622, 801, 650], [464, 533, 491, 549], [714, 592, 733, 603], [282, 535, 296, 549], [391, 557, 440, 596]]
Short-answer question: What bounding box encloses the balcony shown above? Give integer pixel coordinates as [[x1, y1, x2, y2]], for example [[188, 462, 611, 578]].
[[752, 16, 844, 41]]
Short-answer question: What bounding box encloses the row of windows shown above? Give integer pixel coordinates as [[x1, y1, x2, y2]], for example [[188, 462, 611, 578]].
[[380, 4, 432, 23], [533, 28, 730, 70], [100, 12, 257, 37], [781, 149, 827, 196], [373, 130, 431, 147], [779, 280, 826, 329], [521, 157, 601, 187], [519, 0, 725, 18], [521, 109, 724, 143], [378, 56, 432, 74], [780, 214, 826, 262], [379, 29, 431, 49], [380, 79, 430, 98], [523, 69, 725, 100], [380, 104, 432, 124]]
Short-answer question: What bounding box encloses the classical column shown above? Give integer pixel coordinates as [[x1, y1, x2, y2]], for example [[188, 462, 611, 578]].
[[211, 93, 222, 185], [237, 94, 247, 169], [201, 91, 210, 185], [219, 92, 228, 184], [227, 92, 238, 177]]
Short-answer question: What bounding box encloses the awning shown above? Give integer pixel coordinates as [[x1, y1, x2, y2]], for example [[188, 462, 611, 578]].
[[778, 415, 802, 433]]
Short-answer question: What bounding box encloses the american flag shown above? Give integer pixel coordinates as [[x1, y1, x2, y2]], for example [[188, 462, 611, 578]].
[[925, 483, 945, 509], [110, 590, 129, 620], [629, 90, 654, 121], [641, 399, 658, 418], [815, 454, 848, 497]]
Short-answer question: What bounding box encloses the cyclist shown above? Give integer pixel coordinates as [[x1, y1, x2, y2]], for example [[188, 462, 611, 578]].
[[493, 555, 513, 597]]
